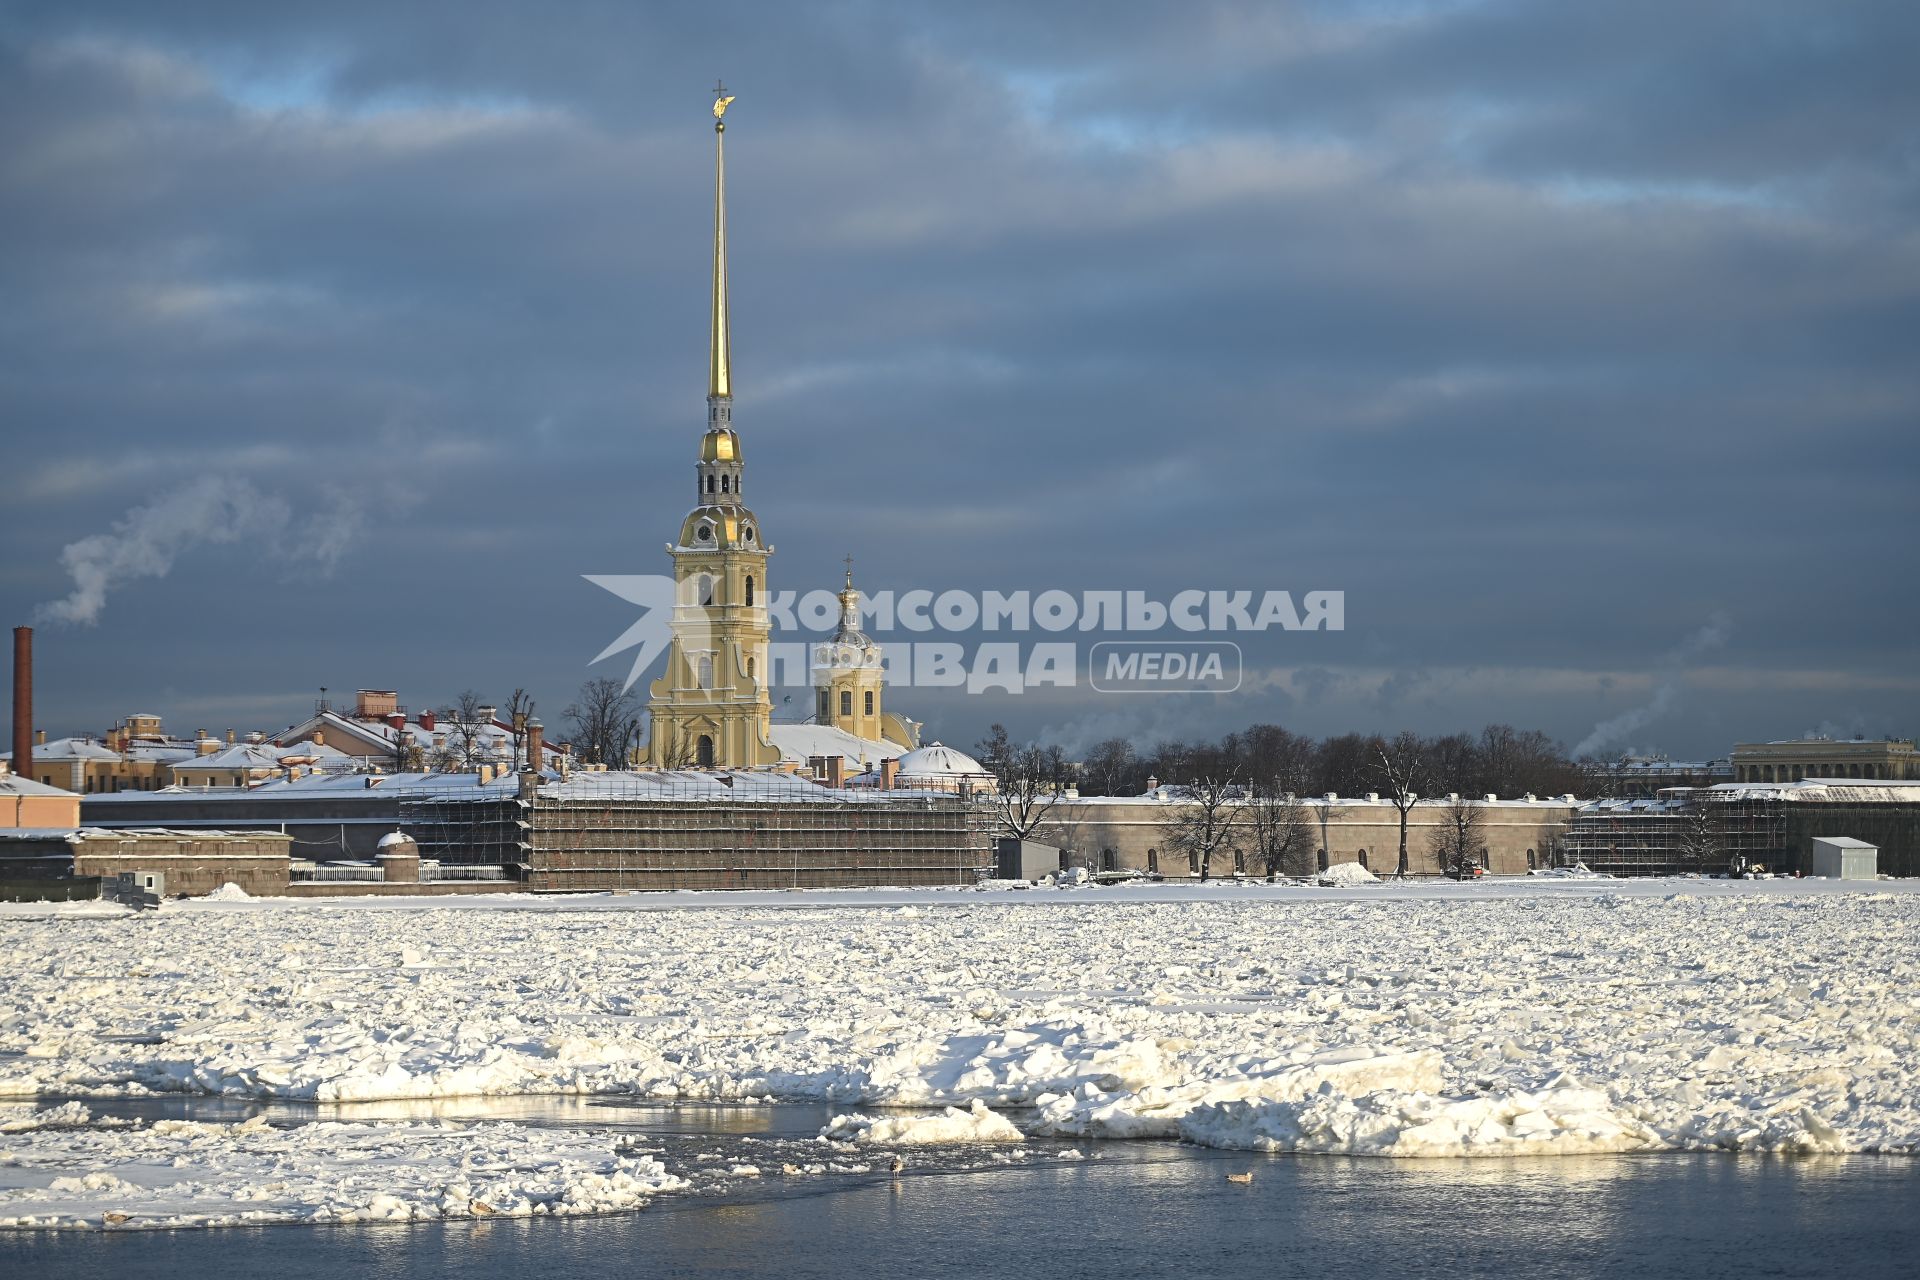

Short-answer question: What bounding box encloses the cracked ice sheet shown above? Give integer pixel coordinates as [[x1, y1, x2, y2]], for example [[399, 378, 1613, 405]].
[[2, 880, 1917, 1157], [0, 1103, 686, 1229]]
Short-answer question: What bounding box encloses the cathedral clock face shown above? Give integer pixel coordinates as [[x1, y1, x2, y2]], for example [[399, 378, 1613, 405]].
[[697, 524, 713, 541]]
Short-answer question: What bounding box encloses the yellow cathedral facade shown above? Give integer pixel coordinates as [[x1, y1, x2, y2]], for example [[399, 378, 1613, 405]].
[[643, 88, 916, 771]]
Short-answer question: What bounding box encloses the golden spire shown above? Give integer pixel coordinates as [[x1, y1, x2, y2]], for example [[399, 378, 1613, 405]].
[[709, 81, 734, 401]]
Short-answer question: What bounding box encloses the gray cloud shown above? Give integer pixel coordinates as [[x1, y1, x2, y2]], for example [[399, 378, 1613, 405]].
[[1, 2, 1915, 755]]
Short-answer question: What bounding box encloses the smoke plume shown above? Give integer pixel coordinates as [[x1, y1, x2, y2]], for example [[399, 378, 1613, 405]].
[[1572, 612, 1733, 759], [35, 476, 292, 626]]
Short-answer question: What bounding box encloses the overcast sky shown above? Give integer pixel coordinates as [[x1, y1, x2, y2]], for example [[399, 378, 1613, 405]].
[[2, 1, 1915, 761]]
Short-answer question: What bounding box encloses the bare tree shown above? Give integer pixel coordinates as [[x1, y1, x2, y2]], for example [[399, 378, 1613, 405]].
[[650, 721, 696, 770], [1080, 737, 1142, 796], [1371, 731, 1429, 879], [1316, 733, 1376, 797], [1428, 797, 1488, 879], [1240, 725, 1316, 797], [1424, 732, 1478, 798], [565, 678, 642, 769], [1245, 781, 1312, 881], [1673, 800, 1721, 874], [437, 690, 492, 772], [973, 724, 1013, 773], [1165, 776, 1246, 881], [986, 743, 1070, 842], [505, 688, 535, 772]]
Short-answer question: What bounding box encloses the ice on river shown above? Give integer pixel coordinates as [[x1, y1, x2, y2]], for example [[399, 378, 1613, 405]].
[[0, 1102, 684, 1229], [2, 878, 1916, 1179]]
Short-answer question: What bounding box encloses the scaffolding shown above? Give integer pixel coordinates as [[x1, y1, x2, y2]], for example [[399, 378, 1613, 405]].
[[397, 791, 529, 869], [1563, 790, 1787, 876], [398, 772, 991, 892]]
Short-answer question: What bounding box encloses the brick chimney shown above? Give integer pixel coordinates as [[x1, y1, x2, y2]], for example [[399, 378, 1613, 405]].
[[11, 627, 30, 782], [526, 718, 544, 773], [312, 727, 326, 748], [880, 757, 899, 789], [823, 756, 845, 788], [418, 710, 436, 732]]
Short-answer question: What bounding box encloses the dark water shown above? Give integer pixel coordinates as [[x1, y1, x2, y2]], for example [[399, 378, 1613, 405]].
[[5, 1099, 1916, 1279]]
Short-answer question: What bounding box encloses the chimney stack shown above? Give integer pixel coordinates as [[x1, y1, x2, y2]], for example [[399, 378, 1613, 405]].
[[823, 755, 845, 789], [418, 710, 436, 732], [11, 627, 30, 781], [526, 718, 545, 773], [880, 757, 899, 790]]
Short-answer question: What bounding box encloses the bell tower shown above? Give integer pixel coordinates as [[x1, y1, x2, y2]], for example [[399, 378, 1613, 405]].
[[814, 559, 886, 743], [643, 85, 780, 769]]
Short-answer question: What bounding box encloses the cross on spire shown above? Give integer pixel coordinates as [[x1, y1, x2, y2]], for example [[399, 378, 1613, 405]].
[[843, 553, 855, 587]]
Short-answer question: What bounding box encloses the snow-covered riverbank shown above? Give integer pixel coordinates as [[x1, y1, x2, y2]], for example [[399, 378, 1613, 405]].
[[3, 880, 1915, 1185]]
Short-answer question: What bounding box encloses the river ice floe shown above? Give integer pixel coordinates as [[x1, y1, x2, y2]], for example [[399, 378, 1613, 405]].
[[1, 878, 1915, 1229], [0, 1102, 685, 1229]]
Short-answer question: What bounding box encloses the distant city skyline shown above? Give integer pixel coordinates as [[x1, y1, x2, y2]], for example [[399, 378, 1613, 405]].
[[3, 2, 1916, 758]]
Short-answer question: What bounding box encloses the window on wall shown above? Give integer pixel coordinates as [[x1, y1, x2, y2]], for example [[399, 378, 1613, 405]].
[[745, 576, 755, 606], [1357, 849, 1369, 870], [747, 657, 756, 680], [817, 690, 830, 720], [698, 656, 714, 689], [864, 690, 874, 716], [1101, 848, 1117, 873], [705, 475, 715, 493], [840, 690, 853, 717], [1147, 847, 1159, 874], [721, 475, 730, 493], [697, 575, 715, 607], [1318, 847, 1330, 871], [697, 735, 715, 767], [1526, 847, 1537, 870]]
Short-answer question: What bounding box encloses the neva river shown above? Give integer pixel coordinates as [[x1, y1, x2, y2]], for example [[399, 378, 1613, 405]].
[[5, 1100, 1917, 1279]]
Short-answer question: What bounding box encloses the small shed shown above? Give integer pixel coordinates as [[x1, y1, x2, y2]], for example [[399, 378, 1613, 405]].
[[1809, 836, 1877, 880], [995, 838, 1061, 881]]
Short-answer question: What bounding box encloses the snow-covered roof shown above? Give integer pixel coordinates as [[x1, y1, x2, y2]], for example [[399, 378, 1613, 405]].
[[70, 827, 294, 842], [84, 770, 535, 803], [533, 769, 951, 805], [185, 741, 356, 771], [895, 742, 991, 779], [0, 773, 78, 797], [1096, 790, 1581, 809], [1703, 779, 1920, 804], [2, 737, 122, 763], [768, 723, 899, 769]]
